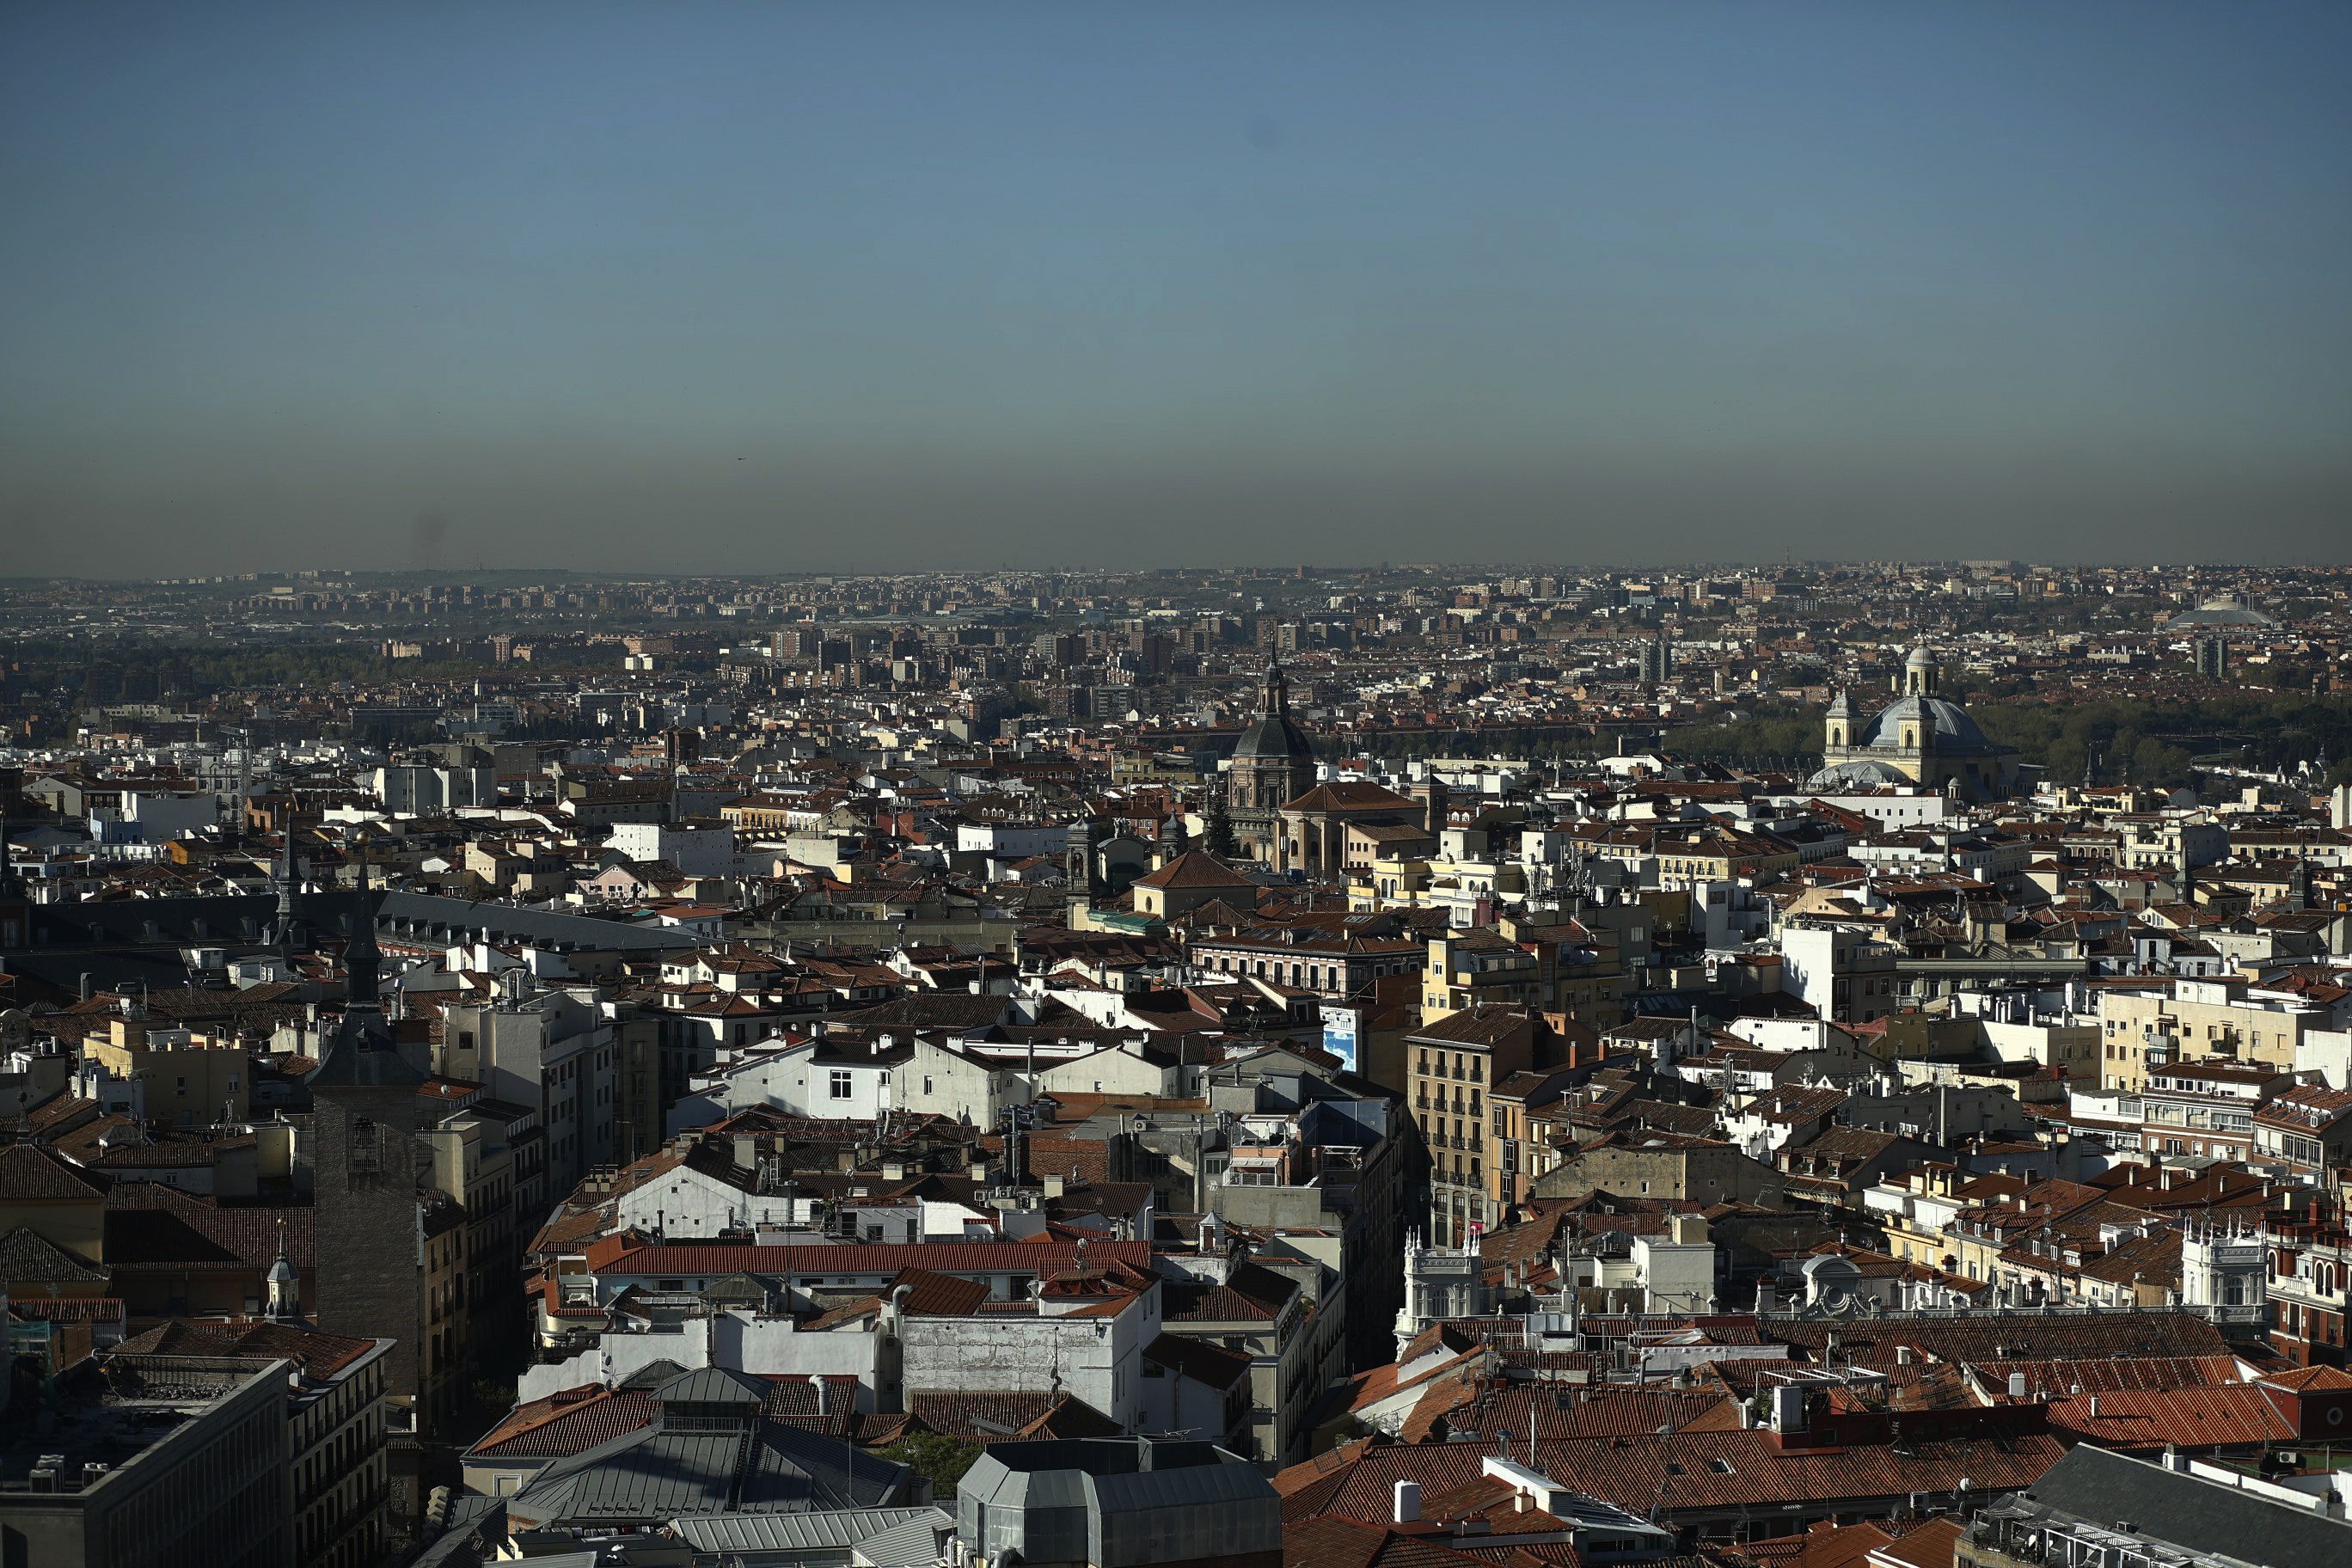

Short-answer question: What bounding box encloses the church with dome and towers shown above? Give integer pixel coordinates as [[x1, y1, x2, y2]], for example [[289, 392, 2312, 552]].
[[1224, 658, 1320, 863], [1806, 646, 2020, 803]]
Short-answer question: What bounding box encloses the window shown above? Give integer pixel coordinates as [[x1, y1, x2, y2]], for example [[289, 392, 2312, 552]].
[[830, 1070, 854, 1099]]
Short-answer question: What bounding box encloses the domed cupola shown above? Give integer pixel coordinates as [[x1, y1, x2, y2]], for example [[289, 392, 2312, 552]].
[[1902, 646, 1938, 696]]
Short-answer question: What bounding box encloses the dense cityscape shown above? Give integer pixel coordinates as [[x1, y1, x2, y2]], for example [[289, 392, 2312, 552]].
[[9, 0, 2351, 1562], [1, 561, 2349, 1567]]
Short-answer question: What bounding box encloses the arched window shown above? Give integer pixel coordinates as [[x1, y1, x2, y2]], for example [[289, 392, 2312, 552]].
[[346, 1116, 384, 1179]]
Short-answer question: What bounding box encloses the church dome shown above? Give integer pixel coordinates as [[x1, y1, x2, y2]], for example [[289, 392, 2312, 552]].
[[1853, 694, 1991, 753], [1233, 660, 1314, 762], [1804, 758, 1914, 790], [1234, 711, 1314, 762]]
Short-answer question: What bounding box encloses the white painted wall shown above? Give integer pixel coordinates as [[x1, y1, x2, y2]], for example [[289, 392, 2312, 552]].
[[899, 1299, 1153, 1429], [613, 1166, 810, 1239]]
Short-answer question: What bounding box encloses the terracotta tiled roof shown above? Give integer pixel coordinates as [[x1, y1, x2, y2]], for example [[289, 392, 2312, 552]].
[[1735, 1521, 1895, 1568], [1406, 1384, 1737, 1444], [469, 1386, 658, 1459], [1134, 851, 1253, 891], [597, 1239, 1150, 1278], [2044, 1385, 2297, 1450], [102, 1186, 312, 1273], [1282, 781, 1422, 814], [528, 1203, 617, 1259], [1766, 1310, 2226, 1366], [1275, 1428, 2065, 1523], [904, 1391, 1122, 1442], [113, 1319, 379, 1379], [0, 1142, 110, 1201], [2257, 1363, 2352, 1393], [805, 1267, 995, 1330], [5, 1295, 122, 1323], [0, 1224, 107, 1283], [1281, 1516, 1498, 1568], [1871, 1517, 1963, 1568], [1969, 1355, 2240, 1396], [759, 1374, 869, 1436], [1163, 1263, 1294, 1324]]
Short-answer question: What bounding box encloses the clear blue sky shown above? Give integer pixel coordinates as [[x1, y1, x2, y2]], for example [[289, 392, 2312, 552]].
[[3, 2, 2348, 573]]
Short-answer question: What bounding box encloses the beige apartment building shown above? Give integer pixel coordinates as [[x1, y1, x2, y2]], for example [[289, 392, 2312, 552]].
[[2095, 977, 2324, 1091], [1408, 1007, 1556, 1247], [83, 1017, 252, 1126]]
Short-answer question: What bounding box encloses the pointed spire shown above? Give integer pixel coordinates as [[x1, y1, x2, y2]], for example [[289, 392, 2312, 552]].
[[266, 1215, 301, 1319], [345, 836, 382, 1008], [1259, 654, 1289, 718], [270, 807, 303, 957]]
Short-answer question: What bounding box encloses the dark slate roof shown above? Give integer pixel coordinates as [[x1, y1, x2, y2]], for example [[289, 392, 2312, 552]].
[[1234, 711, 1314, 763], [832, 992, 1015, 1031], [308, 1005, 429, 1090], [658, 1365, 768, 1408], [2012, 1443, 2352, 1568], [1142, 1332, 1253, 1390], [377, 890, 703, 952], [1851, 694, 2000, 754]]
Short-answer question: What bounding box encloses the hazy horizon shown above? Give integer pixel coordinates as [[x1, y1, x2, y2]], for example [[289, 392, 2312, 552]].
[[5, 3, 2349, 575]]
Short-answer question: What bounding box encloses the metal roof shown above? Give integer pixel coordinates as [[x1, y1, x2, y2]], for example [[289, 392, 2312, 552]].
[[850, 1511, 960, 1567], [507, 1418, 908, 1527], [670, 1507, 947, 1553], [2012, 1444, 2352, 1568], [377, 890, 701, 951]]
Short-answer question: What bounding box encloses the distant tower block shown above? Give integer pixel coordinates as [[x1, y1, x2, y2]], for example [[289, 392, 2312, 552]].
[[1638, 634, 1672, 688]]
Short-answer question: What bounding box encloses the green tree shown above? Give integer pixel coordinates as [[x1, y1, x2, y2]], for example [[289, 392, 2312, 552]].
[[880, 1432, 983, 1495], [1204, 794, 1238, 860]]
